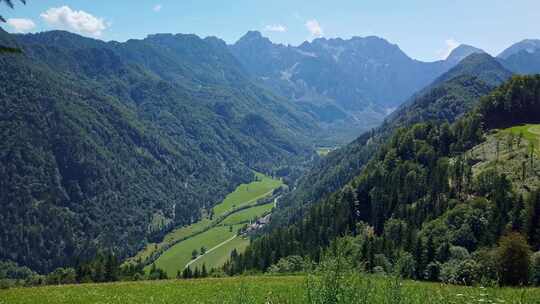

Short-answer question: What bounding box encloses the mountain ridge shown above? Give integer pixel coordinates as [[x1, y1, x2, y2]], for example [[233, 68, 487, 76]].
[[230, 31, 486, 143]]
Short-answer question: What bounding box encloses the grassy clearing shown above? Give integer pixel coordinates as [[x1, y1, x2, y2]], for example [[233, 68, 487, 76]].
[[190, 236, 250, 270], [148, 224, 244, 277], [127, 172, 282, 266], [1, 275, 539, 304], [506, 124, 540, 153], [213, 172, 282, 217], [128, 218, 212, 265], [469, 125, 540, 195], [220, 202, 274, 226], [316, 147, 335, 157]]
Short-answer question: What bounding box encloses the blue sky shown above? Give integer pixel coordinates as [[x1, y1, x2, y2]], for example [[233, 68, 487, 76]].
[[1, 0, 539, 61]]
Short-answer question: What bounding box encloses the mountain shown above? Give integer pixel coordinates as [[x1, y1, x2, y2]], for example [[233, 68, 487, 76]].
[[498, 39, 540, 59], [227, 75, 540, 286], [230, 32, 484, 143], [445, 44, 485, 65], [498, 39, 540, 75], [0, 30, 319, 273], [271, 53, 512, 226]]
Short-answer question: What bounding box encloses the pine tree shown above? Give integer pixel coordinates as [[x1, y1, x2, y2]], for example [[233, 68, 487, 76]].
[[201, 264, 208, 277], [104, 253, 119, 282], [527, 190, 540, 250], [497, 233, 531, 286], [0, 0, 26, 22], [0, 0, 26, 53]]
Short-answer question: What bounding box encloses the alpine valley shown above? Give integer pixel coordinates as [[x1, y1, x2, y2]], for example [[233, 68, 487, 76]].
[[2, 13, 540, 303]]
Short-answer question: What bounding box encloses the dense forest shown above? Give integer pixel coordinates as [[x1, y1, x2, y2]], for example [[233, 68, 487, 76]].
[[3, 19, 540, 291], [225, 75, 540, 286], [0, 28, 318, 274], [271, 53, 511, 228]]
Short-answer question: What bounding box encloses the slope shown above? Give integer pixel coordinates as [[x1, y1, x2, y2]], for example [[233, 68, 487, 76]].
[[272, 53, 512, 227], [0, 30, 317, 273], [228, 75, 540, 282]]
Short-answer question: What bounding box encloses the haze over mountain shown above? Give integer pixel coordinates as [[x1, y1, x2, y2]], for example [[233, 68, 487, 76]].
[[272, 52, 513, 226], [230, 31, 486, 143], [498, 39, 540, 59], [498, 39, 540, 75]]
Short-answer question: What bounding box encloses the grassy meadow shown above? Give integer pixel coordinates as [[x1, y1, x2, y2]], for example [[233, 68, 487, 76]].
[[149, 224, 245, 277], [190, 236, 250, 270], [212, 172, 282, 216], [134, 172, 282, 276], [316, 147, 335, 157], [1, 275, 539, 304], [220, 202, 274, 226], [506, 124, 540, 154]]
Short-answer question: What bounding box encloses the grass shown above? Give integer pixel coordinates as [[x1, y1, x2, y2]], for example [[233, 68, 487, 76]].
[[127, 218, 212, 265], [220, 202, 274, 226], [469, 125, 540, 196], [2, 275, 539, 304], [148, 224, 244, 277], [505, 124, 540, 154], [126, 172, 282, 267], [212, 172, 282, 217], [316, 147, 334, 157], [190, 236, 250, 270]]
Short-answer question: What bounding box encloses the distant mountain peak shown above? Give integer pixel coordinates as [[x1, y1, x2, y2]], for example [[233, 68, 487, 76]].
[[498, 39, 540, 59], [237, 31, 268, 43], [436, 52, 512, 87], [446, 44, 485, 64]]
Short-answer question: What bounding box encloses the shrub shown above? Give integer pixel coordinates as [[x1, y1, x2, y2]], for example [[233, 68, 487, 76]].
[[305, 238, 375, 304], [497, 233, 531, 286], [268, 255, 311, 274], [373, 254, 392, 274], [424, 262, 440, 281], [531, 251, 540, 286], [45, 268, 77, 285], [395, 252, 416, 279]]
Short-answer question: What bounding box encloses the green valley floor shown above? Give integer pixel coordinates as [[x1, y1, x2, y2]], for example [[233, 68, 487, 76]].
[[127, 172, 283, 277]]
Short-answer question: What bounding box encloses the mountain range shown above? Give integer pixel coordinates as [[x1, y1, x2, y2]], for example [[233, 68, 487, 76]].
[[1, 26, 540, 276], [230, 31, 489, 143]]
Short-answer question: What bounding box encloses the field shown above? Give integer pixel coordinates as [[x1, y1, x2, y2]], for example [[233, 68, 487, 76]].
[[220, 202, 274, 225], [316, 147, 335, 157], [149, 224, 245, 277], [212, 172, 282, 216], [2, 275, 539, 304], [506, 124, 540, 154], [190, 236, 250, 270], [469, 125, 540, 196], [138, 172, 282, 276]]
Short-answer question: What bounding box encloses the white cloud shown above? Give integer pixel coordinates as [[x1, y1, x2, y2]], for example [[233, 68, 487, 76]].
[[264, 24, 287, 33], [40, 6, 107, 37], [7, 18, 36, 33], [153, 4, 163, 12], [437, 38, 460, 60], [305, 19, 323, 38]]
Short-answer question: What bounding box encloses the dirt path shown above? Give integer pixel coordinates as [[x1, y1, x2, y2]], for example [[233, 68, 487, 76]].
[[184, 235, 238, 269], [529, 125, 540, 136]]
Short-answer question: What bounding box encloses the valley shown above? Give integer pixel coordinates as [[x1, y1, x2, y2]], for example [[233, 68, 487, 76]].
[[2, 1, 540, 301], [129, 172, 283, 277]]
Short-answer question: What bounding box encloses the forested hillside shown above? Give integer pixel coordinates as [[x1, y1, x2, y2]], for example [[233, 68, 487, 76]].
[[0, 28, 318, 274], [272, 53, 511, 227], [228, 75, 540, 285]]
